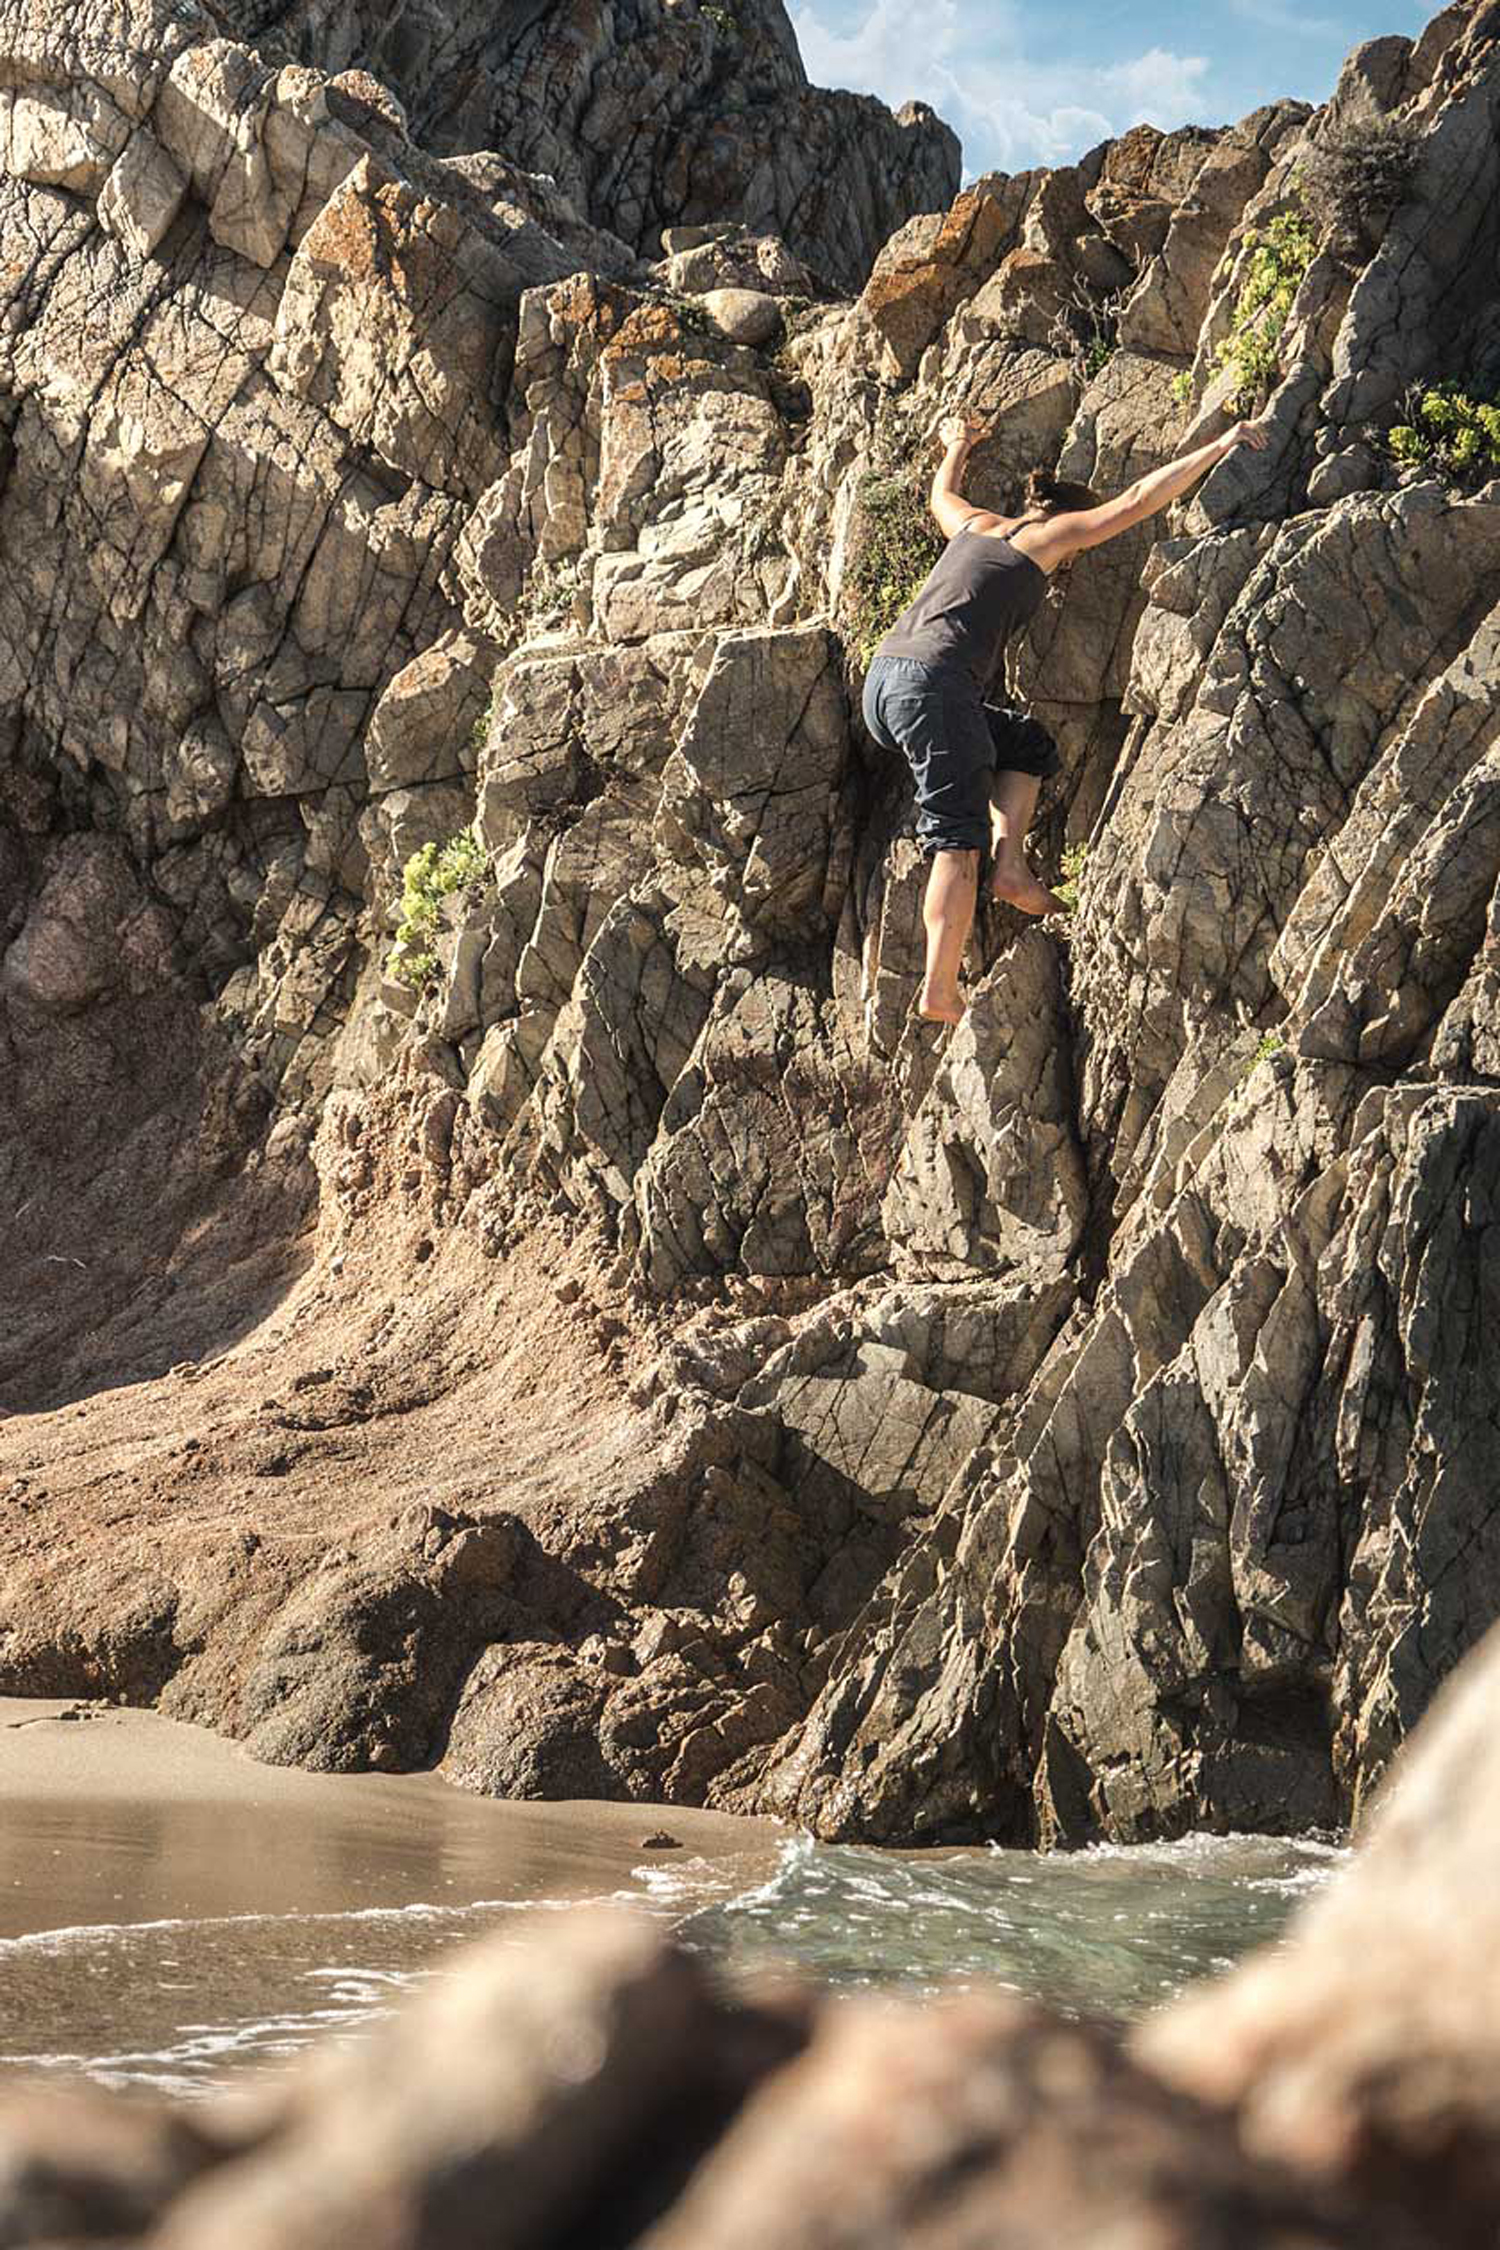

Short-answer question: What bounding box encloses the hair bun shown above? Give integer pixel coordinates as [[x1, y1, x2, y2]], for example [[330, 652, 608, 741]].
[[1025, 468, 1103, 515]]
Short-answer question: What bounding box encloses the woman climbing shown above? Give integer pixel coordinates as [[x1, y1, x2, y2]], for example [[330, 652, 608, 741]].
[[861, 406, 1272, 1025]]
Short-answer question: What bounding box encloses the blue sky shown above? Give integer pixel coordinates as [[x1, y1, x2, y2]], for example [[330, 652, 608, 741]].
[[790, 0, 1437, 179]]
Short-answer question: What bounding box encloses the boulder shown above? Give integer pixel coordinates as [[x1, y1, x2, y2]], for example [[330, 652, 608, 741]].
[[699, 286, 783, 346], [1140, 1616, 1500, 2237]]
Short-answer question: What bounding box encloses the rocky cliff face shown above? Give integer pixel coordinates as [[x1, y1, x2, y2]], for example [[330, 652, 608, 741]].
[[2, 0, 1498, 1845], [235, 0, 960, 294]]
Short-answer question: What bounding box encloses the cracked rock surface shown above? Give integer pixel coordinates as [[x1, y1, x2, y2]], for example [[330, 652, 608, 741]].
[[236, 0, 959, 295]]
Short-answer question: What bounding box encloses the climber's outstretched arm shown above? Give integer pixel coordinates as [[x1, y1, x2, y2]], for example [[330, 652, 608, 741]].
[[1024, 418, 1272, 567]]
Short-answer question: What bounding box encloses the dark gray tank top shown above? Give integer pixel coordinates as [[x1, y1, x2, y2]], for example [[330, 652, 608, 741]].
[[874, 522, 1047, 693]]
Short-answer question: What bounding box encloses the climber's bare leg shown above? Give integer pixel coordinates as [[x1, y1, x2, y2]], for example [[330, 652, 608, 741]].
[[919, 847, 978, 1024], [990, 768, 1065, 915]]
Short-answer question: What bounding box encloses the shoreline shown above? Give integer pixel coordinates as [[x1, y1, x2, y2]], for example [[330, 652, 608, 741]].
[[0, 1698, 784, 1942]]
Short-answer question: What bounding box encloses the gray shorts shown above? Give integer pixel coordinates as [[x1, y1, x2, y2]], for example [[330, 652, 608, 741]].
[[861, 655, 1060, 856]]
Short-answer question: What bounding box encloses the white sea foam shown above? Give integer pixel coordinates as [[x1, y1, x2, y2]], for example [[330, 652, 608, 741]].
[[0, 1897, 527, 1956], [0, 1828, 1351, 2096]]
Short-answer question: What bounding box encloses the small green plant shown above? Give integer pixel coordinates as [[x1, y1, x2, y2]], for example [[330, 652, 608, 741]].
[[1048, 280, 1120, 386], [1239, 1027, 1286, 1082], [515, 552, 586, 634], [702, 0, 738, 30], [469, 668, 503, 762], [663, 289, 718, 340], [1384, 382, 1500, 482], [1212, 201, 1317, 413], [771, 294, 822, 356], [387, 825, 487, 992], [1170, 368, 1194, 409], [845, 465, 944, 667], [1055, 840, 1089, 914]]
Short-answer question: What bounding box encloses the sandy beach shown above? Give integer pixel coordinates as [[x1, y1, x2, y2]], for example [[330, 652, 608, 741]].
[[0, 1698, 782, 1941]]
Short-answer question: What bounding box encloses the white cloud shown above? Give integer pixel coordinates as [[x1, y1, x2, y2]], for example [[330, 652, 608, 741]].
[[790, 2, 1214, 176], [1100, 47, 1217, 118], [790, 0, 966, 111]]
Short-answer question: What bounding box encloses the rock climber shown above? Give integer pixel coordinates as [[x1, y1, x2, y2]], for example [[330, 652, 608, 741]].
[[861, 406, 1272, 1025]]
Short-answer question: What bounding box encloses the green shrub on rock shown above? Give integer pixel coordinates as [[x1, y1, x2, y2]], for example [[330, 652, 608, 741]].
[[845, 465, 944, 668], [1385, 384, 1500, 482], [1233, 1027, 1287, 1085], [1056, 841, 1089, 914], [1212, 202, 1317, 413], [388, 826, 487, 992]]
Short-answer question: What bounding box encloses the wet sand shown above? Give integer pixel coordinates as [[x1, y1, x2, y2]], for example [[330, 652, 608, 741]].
[[0, 1701, 1345, 2096], [0, 1698, 782, 1941]]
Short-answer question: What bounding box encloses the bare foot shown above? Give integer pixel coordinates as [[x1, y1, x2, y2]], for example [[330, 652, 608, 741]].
[[991, 863, 1066, 916], [917, 985, 965, 1026]]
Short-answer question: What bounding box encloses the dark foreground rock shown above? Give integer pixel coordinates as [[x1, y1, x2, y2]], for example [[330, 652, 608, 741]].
[[1140, 1600, 1500, 2238], [0, 1925, 1389, 2250], [8, 1619, 1500, 2248]]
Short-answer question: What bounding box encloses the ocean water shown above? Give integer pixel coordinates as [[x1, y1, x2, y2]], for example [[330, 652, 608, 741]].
[[0, 1823, 1345, 2097], [675, 1829, 1345, 2015]]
